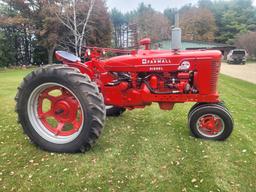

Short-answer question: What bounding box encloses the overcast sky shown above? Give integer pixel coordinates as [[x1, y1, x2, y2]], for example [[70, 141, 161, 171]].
[[106, 0, 256, 13]]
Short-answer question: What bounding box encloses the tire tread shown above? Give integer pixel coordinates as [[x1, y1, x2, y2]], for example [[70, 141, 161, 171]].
[[15, 65, 105, 153]]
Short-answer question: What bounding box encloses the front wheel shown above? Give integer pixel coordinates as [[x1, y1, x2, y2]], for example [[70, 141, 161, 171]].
[[15, 65, 106, 153], [188, 104, 233, 140]]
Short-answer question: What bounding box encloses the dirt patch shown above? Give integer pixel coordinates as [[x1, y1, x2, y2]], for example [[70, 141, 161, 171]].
[[220, 63, 256, 84]]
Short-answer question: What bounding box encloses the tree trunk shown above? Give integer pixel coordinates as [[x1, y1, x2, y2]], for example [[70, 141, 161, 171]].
[[24, 27, 30, 64], [48, 44, 56, 64]]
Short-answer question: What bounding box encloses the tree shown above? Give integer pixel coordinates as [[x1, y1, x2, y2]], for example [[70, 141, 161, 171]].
[[129, 3, 170, 42], [0, 0, 64, 64], [235, 31, 256, 58], [110, 8, 127, 47], [180, 7, 216, 42], [57, 0, 95, 56], [57, 0, 111, 55], [164, 8, 177, 26], [201, 0, 256, 43], [0, 2, 32, 66], [0, 0, 111, 66], [37, 2, 65, 64], [0, 32, 15, 67], [198, 0, 213, 9], [86, 0, 111, 47]]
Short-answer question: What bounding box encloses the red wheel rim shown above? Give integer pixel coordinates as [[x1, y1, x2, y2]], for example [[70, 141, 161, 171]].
[[196, 114, 224, 137], [37, 85, 83, 137]]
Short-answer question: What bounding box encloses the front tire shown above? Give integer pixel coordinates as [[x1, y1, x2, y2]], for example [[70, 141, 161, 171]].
[[188, 104, 233, 140], [188, 102, 226, 118], [15, 65, 106, 153]]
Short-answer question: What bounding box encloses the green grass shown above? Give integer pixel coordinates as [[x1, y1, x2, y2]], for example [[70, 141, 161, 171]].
[[0, 69, 256, 192], [245, 60, 256, 64]]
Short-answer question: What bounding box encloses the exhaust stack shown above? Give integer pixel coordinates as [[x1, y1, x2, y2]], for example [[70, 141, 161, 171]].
[[171, 13, 182, 51]]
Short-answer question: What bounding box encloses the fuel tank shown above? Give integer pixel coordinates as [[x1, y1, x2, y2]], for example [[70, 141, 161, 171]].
[[103, 49, 222, 72]]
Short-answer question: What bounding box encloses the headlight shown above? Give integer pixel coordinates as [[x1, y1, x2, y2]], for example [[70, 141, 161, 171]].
[[86, 49, 91, 56]]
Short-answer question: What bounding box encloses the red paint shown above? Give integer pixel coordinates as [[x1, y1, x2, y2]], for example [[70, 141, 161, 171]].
[[198, 115, 224, 135], [55, 40, 222, 110], [150, 75, 158, 89], [37, 86, 83, 136], [139, 38, 151, 50], [159, 102, 174, 110]]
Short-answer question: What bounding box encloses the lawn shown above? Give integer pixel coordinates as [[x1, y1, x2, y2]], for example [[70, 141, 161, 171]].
[[0, 69, 256, 192]]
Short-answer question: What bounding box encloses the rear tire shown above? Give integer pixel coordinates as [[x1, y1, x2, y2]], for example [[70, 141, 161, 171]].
[[188, 103, 233, 140], [15, 65, 106, 153], [106, 106, 126, 117]]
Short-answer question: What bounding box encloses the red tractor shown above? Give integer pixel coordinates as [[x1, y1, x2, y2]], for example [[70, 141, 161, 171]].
[[15, 38, 233, 153]]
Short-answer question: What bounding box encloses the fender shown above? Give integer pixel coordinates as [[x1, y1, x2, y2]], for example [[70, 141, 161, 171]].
[[64, 62, 94, 79], [55, 50, 94, 79]]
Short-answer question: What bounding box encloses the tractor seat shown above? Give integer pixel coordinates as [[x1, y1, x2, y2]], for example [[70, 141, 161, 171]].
[[55, 51, 81, 63]]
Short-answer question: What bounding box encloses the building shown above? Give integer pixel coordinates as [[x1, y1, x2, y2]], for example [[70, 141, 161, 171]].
[[160, 40, 235, 59]]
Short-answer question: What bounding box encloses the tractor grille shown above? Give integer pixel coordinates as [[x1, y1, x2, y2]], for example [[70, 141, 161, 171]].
[[210, 61, 221, 93]]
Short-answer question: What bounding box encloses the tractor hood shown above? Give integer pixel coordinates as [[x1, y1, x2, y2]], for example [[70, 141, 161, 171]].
[[103, 49, 222, 72]]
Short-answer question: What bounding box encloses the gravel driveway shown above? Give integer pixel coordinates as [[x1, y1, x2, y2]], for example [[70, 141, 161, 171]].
[[220, 62, 256, 84]]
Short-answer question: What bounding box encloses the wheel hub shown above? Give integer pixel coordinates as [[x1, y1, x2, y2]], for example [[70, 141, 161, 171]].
[[35, 85, 83, 137], [54, 101, 70, 116], [53, 98, 78, 123], [197, 114, 224, 137]]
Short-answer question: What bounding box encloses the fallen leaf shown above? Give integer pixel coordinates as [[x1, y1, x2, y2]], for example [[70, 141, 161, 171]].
[[191, 178, 197, 183]]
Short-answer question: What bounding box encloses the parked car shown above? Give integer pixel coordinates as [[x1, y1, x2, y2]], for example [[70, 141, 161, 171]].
[[227, 49, 248, 64]]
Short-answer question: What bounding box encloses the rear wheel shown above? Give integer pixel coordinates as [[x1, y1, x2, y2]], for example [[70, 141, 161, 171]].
[[188, 103, 233, 140], [106, 106, 126, 117], [15, 65, 105, 153]]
